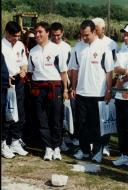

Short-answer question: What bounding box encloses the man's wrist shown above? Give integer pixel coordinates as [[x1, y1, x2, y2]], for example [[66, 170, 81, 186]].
[[106, 89, 111, 93], [63, 89, 68, 93], [125, 68, 128, 75]]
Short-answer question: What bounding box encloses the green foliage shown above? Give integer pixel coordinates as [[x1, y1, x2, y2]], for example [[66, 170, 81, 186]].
[[2, 0, 128, 21], [56, 0, 128, 7], [2, 11, 127, 42], [55, 3, 128, 21], [39, 13, 84, 39], [2, 0, 56, 14], [1, 11, 13, 36]]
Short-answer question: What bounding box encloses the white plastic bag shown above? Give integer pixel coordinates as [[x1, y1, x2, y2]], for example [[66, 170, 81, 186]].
[[5, 85, 19, 122], [71, 162, 101, 173], [63, 99, 74, 134], [98, 100, 117, 136]]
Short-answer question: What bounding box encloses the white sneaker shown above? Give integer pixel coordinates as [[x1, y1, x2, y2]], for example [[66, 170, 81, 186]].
[[92, 149, 103, 163], [53, 147, 62, 160], [10, 140, 28, 156], [61, 141, 69, 152], [19, 138, 26, 147], [72, 138, 80, 146], [44, 147, 53, 161], [112, 155, 128, 166], [1, 140, 15, 159], [103, 146, 110, 156], [73, 149, 89, 160]]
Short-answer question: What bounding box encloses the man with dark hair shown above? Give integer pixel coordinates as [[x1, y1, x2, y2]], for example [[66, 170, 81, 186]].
[[112, 24, 128, 166], [68, 20, 114, 163], [28, 21, 68, 161], [50, 22, 64, 42], [50, 22, 73, 151], [1, 21, 28, 158], [50, 22, 71, 65]]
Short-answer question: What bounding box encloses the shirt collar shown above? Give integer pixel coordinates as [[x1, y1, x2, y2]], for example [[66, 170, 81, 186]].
[[3, 37, 13, 48], [38, 40, 51, 49]]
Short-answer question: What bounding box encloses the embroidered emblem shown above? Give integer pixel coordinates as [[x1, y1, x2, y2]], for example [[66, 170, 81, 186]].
[[93, 52, 98, 58], [46, 56, 51, 61]]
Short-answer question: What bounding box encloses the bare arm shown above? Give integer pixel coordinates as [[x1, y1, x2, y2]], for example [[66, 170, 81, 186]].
[[70, 69, 78, 98], [60, 71, 68, 99], [104, 71, 113, 102]]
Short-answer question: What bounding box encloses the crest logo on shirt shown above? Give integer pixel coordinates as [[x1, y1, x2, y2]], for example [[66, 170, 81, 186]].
[[93, 52, 98, 58], [46, 56, 51, 61]]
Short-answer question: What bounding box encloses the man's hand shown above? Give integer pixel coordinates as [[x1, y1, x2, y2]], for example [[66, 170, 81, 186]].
[[63, 91, 69, 100], [104, 90, 111, 103], [70, 89, 76, 98], [19, 69, 26, 79], [122, 92, 128, 99], [9, 76, 15, 87]]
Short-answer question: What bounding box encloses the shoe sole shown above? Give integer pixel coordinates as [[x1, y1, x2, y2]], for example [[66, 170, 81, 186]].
[[92, 159, 102, 163], [74, 155, 89, 160], [44, 158, 52, 161], [2, 155, 15, 159], [74, 156, 83, 160], [103, 154, 110, 157], [112, 162, 128, 166], [53, 157, 62, 160], [11, 151, 28, 156]]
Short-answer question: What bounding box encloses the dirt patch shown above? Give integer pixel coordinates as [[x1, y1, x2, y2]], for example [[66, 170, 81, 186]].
[[1, 146, 128, 190]]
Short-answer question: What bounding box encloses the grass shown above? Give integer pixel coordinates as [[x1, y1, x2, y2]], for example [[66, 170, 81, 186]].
[[2, 136, 128, 190]]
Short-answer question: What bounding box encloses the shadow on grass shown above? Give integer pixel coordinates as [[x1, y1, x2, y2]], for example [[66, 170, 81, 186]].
[[24, 135, 128, 185], [99, 165, 128, 184]]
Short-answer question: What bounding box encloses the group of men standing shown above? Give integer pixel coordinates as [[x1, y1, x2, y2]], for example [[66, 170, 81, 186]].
[[1, 17, 128, 166]]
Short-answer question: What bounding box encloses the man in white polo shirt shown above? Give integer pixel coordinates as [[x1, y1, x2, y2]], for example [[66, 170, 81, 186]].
[[28, 21, 68, 161], [68, 20, 113, 163], [120, 25, 128, 51], [1, 21, 28, 158], [112, 24, 128, 166], [50, 22, 79, 151], [92, 17, 118, 157], [50, 22, 71, 65]]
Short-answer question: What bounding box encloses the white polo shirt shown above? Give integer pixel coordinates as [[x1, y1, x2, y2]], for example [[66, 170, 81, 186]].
[[115, 47, 128, 100], [2, 38, 28, 77], [68, 38, 114, 97], [101, 35, 118, 52], [120, 42, 128, 51], [56, 40, 71, 65], [28, 41, 67, 81]]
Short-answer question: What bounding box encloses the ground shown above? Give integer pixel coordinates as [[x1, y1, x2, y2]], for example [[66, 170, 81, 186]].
[[1, 137, 128, 190]]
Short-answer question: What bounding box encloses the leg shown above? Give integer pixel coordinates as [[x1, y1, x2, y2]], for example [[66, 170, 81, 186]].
[[48, 86, 63, 149], [75, 95, 90, 154], [115, 99, 128, 155], [34, 88, 52, 148], [10, 80, 25, 140]]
